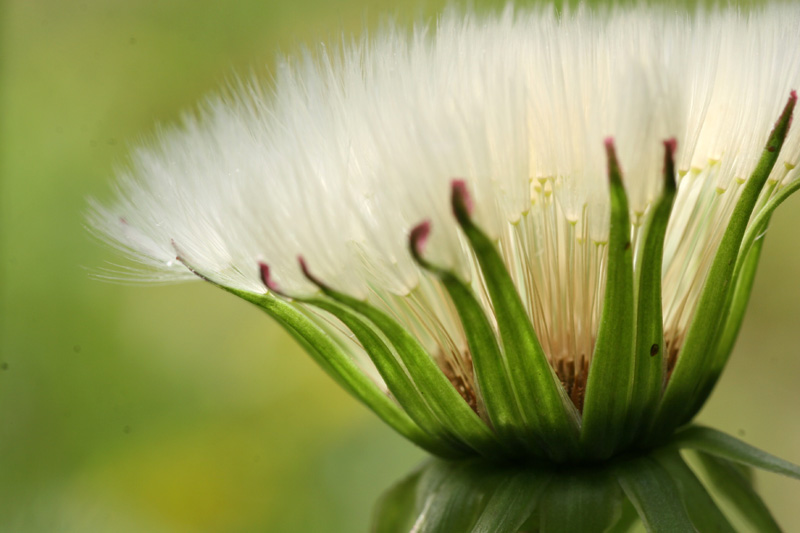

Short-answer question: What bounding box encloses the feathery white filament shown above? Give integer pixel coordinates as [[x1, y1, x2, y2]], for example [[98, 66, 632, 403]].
[[89, 4, 800, 397]]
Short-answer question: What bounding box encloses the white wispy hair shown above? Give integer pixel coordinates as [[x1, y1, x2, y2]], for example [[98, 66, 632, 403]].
[[89, 4, 800, 377]]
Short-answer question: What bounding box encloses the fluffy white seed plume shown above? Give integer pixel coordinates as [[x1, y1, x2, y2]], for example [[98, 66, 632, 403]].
[[89, 4, 800, 396]]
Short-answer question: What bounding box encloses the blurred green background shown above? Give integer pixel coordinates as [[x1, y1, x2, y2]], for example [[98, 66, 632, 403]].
[[1, 1, 798, 531]]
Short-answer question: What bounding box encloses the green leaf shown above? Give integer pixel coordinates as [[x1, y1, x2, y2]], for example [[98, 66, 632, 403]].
[[670, 425, 800, 480], [411, 461, 496, 533], [653, 92, 796, 437], [297, 258, 505, 459], [471, 468, 551, 533], [693, 452, 782, 533], [582, 139, 636, 459], [653, 449, 736, 533], [372, 469, 423, 533], [302, 296, 469, 458], [614, 457, 697, 532], [539, 469, 623, 533], [228, 287, 443, 454], [626, 141, 677, 446], [409, 221, 541, 457], [451, 180, 580, 461]]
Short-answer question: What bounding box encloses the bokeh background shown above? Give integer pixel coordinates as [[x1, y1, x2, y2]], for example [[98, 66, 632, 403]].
[[1, 1, 799, 531]]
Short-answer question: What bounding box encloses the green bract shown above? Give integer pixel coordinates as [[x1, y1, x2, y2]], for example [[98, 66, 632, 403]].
[[371, 426, 800, 533], [213, 93, 800, 466], [175, 90, 800, 531], [88, 4, 800, 528], [165, 90, 800, 530], [87, 4, 800, 529]]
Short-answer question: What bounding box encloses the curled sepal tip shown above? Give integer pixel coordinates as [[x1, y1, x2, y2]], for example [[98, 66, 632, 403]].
[[258, 261, 284, 295], [604, 137, 623, 186], [256, 261, 472, 457], [227, 261, 455, 457], [298, 255, 325, 289], [296, 256, 506, 459], [449, 180, 581, 461], [451, 178, 474, 225], [409, 220, 541, 457], [663, 138, 678, 192], [408, 219, 432, 267]]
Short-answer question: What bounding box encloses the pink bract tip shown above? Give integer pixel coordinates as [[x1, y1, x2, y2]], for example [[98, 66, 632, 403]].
[[297, 256, 325, 289], [663, 138, 677, 155], [298, 255, 321, 284], [298, 255, 309, 276], [451, 179, 474, 217], [410, 220, 432, 257], [604, 137, 619, 162], [258, 262, 280, 293]]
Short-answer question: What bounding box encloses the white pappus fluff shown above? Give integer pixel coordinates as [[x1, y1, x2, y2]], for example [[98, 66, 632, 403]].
[[89, 4, 800, 392]]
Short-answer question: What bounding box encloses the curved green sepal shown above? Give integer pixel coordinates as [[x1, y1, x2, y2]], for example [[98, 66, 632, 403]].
[[371, 469, 423, 533], [471, 468, 551, 533], [451, 180, 580, 461], [627, 141, 677, 446], [298, 258, 505, 459], [692, 180, 800, 416], [653, 449, 736, 533], [605, 499, 641, 533], [654, 92, 796, 437], [410, 461, 498, 533], [538, 469, 623, 533], [693, 452, 782, 533], [737, 175, 800, 280], [670, 425, 800, 480], [581, 139, 636, 459], [688, 178, 800, 418], [614, 457, 697, 532], [302, 296, 469, 458], [228, 287, 441, 455], [375, 459, 553, 533], [687, 234, 767, 419], [410, 221, 542, 457]]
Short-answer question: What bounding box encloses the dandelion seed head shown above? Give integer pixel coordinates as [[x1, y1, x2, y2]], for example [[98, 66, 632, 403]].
[[89, 3, 800, 385]]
